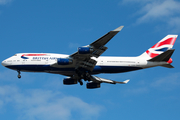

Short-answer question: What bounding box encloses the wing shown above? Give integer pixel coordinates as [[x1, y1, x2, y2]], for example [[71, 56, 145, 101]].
[[70, 26, 124, 71], [86, 76, 129, 89], [90, 76, 130, 84]]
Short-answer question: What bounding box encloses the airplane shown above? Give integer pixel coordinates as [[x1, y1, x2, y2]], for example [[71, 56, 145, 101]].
[[1, 26, 178, 89]]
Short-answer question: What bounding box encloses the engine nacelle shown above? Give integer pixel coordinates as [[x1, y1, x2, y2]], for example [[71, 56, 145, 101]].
[[57, 58, 73, 65], [86, 82, 100, 89], [63, 78, 78, 85], [78, 47, 93, 54]]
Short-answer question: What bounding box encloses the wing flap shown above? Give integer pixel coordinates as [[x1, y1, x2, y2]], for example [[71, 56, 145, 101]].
[[77, 59, 97, 71]]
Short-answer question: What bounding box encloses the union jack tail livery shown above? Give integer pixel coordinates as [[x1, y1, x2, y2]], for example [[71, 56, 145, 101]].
[[140, 35, 177, 60]]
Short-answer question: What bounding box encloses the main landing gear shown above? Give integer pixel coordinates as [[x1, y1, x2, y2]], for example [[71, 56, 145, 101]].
[[78, 79, 83, 86], [75, 69, 91, 86], [17, 70, 21, 79]]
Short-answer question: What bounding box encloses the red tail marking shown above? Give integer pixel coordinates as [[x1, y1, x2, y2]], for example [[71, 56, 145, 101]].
[[146, 50, 159, 58], [151, 37, 176, 48]]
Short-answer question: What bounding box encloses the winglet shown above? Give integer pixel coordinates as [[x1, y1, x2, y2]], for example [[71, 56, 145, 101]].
[[113, 26, 124, 31], [122, 79, 130, 84], [115, 79, 130, 84]]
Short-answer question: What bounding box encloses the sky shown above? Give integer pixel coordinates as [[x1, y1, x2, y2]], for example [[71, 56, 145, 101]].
[[0, 0, 180, 120]]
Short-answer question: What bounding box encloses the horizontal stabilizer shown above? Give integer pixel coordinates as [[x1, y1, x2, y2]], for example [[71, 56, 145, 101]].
[[161, 64, 174, 68], [148, 49, 175, 62]]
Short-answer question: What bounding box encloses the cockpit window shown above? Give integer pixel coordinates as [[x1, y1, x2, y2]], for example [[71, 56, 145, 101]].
[[13, 54, 17, 56]]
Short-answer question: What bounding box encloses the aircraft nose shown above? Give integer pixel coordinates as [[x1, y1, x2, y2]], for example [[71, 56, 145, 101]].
[[1, 60, 7, 67]]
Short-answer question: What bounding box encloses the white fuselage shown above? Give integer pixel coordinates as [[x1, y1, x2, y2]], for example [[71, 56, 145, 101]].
[[1, 53, 167, 76]]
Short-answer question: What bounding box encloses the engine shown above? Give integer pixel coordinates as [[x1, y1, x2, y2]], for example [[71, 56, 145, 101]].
[[86, 82, 100, 89], [78, 47, 93, 54], [63, 78, 78, 85], [57, 58, 73, 65]]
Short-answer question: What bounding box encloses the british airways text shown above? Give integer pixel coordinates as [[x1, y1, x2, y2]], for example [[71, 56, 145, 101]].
[[33, 57, 57, 60]]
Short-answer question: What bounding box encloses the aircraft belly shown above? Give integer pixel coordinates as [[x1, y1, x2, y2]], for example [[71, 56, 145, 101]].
[[92, 65, 142, 74], [5, 65, 76, 75]]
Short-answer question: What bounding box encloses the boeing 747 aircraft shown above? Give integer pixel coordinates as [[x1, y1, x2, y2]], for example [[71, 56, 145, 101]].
[[1, 26, 178, 89]]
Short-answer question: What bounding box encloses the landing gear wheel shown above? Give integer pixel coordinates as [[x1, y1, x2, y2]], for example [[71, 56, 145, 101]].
[[79, 81, 83, 86], [78, 80, 83, 86], [18, 74, 21, 79], [17, 70, 21, 79]]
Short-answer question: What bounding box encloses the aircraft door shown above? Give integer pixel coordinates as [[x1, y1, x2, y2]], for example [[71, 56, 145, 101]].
[[100, 60, 103, 65], [136, 60, 140, 66]]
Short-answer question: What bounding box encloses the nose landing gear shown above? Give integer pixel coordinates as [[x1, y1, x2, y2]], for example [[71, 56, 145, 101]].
[[17, 70, 21, 79]]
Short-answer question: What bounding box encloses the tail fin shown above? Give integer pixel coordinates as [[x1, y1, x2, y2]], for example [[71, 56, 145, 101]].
[[139, 35, 178, 61]]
